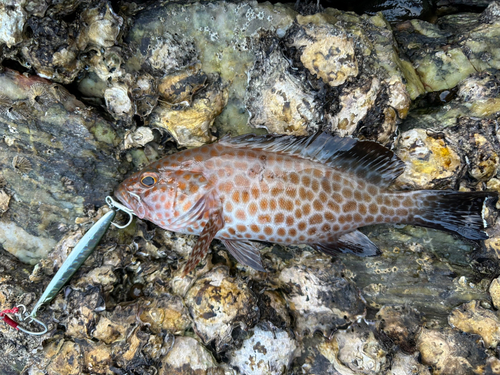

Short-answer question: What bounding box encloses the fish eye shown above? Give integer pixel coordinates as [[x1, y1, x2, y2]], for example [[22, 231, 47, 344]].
[[140, 175, 157, 187]]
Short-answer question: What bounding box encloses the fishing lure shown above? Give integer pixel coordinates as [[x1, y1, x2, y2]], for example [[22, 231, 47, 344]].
[[0, 197, 134, 335]]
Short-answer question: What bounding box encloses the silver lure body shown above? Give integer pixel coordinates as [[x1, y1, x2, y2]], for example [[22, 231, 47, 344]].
[[30, 210, 116, 318]]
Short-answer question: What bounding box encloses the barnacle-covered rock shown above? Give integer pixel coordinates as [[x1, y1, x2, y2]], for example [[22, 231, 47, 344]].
[[228, 324, 297, 375], [138, 294, 191, 335], [395, 2, 500, 93], [123, 126, 155, 149], [0, 189, 10, 215], [417, 329, 487, 375], [394, 129, 461, 189], [158, 64, 207, 105], [279, 253, 366, 337], [0, 0, 27, 47], [245, 38, 320, 136], [345, 224, 490, 320], [375, 305, 423, 353], [45, 340, 82, 375], [124, 1, 296, 137], [21, 16, 83, 84], [284, 10, 413, 143], [317, 321, 388, 374], [160, 336, 221, 375], [184, 266, 259, 350], [150, 76, 228, 147], [104, 84, 134, 121], [388, 352, 431, 375], [490, 276, 500, 309], [448, 301, 500, 348], [0, 69, 122, 263], [79, 2, 123, 49]]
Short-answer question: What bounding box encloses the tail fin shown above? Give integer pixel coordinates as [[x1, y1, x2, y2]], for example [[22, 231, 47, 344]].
[[411, 191, 497, 240]]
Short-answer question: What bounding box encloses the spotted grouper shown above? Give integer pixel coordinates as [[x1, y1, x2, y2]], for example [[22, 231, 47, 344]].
[[114, 132, 496, 275]]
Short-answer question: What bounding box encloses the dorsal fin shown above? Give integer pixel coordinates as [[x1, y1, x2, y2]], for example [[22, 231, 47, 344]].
[[220, 132, 405, 186]]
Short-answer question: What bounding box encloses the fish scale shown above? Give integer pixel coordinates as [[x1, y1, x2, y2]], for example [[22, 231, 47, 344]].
[[115, 132, 496, 275]]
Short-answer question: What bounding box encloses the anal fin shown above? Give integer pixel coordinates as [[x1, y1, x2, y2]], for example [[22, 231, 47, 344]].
[[182, 207, 224, 276], [221, 239, 266, 272], [311, 230, 380, 257]]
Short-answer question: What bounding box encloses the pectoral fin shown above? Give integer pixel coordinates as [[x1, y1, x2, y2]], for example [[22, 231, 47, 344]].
[[183, 207, 224, 276], [311, 230, 380, 257], [221, 240, 266, 272]]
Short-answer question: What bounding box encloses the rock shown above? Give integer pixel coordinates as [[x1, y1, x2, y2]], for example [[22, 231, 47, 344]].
[[395, 2, 500, 93], [318, 321, 388, 374], [394, 129, 461, 189], [490, 276, 500, 309], [245, 37, 320, 136], [448, 301, 500, 348], [286, 11, 412, 143], [279, 254, 366, 337], [160, 336, 222, 375], [184, 266, 259, 351], [149, 75, 228, 147], [79, 2, 123, 49], [0, 0, 27, 47], [388, 352, 431, 375], [375, 305, 423, 353], [228, 324, 297, 375], [138, 294, 191, 335], [0, 69, 122, 263], [45, 340, 82, 375], [123, 127, 155, 150], [417, 329, 487, 374]]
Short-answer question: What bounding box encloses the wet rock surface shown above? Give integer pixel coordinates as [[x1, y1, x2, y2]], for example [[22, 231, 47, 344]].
[[1, 1, 500, 374]]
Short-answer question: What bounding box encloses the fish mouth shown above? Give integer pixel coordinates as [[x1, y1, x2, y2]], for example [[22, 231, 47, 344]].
[[114, 184, 145, 218]]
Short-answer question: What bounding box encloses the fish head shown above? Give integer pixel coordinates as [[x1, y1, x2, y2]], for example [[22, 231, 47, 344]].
[[114, 166, 176, 222]]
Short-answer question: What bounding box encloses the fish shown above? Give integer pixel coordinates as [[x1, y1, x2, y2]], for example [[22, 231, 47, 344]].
[[114, 132, 497, 275]]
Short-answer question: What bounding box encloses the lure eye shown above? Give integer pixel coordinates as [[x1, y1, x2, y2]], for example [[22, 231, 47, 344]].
[[140, 175, 157, 187]]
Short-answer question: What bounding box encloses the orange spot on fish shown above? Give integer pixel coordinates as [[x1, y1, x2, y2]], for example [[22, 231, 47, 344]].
[[298, 221, 307, 231], [277, 228, 286, 237], [321, 179, 332, 194], [289, 228, 297, 236], [232, 191, 241, 204], [248, 202, 258, 215], [269, 199, 277, 211], [302, 175, 311, 187], [237, 224, 246, 232], [313, 169, 323, 178], [311, 179, 319, 191], [236, 209, 246, 220], [290, 173, 300, 184], [228, 227, 236, 235], [189, 184, 199, 194], [286, 216, 295, 226], [183, 202, 192, 211], [250, 224, 260, 233], [241, 191, 250, 204], [264, 226, 273, 235], [274, 213, 285, 224], [313, 199, 322, 211], [258, 214, 271, 224], [302, 204, 311, 216], [343, 201, 356, 212], [309, 214, 323, 225], [279, 198, 293, 212], [260, 199, 269, 211]]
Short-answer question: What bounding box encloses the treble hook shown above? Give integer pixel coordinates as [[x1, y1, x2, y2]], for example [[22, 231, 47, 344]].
[[106, 196, 135, 229], [1, 305, 48, 335]]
